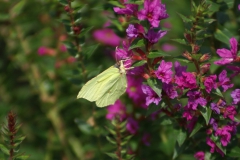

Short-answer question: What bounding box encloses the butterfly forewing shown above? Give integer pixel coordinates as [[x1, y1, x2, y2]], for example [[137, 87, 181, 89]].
[[77, 66, 119, 101]]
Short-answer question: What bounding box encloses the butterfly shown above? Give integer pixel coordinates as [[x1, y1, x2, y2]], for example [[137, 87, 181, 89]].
[[77, 60, 130, 107]]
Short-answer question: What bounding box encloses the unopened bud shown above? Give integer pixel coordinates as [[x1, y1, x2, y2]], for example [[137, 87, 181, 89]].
[[193, 45, 200, 53], [182, 51, 193, 61], [184, 33, 192, 43], [200, 54, 211, 62], [64, 6, 70, 12], [73, 26, 81, 35], [200, 63, 211, 74]]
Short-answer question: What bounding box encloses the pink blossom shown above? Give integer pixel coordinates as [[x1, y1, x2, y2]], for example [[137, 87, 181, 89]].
[[93, 29, 121, 46]]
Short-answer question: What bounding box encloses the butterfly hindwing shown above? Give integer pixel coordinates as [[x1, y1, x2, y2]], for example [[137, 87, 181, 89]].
[[96, 73, 127, 107], [77, 66, 119, 101]]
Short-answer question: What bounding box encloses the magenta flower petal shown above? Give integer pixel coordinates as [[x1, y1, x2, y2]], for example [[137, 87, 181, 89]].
[[155, 60, 173, 84], [231, 89, 240, 104], [214, 37, 238, 65], [142, 84, 161, 106]]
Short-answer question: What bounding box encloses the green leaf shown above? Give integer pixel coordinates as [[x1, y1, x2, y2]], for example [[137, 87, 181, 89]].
[[200, 106, 212, 125], [172, 143, 185, 159], [108, 1, 124, 8], [159, 115, 173, 125], [214, 29, 232, 46], [105, 127, 116, 135], [228, 147, 240, 157], [189, 122, 203, 137], [58, 0, 68, 5], [132, 60, 147, 67], [61, 19, 71, 25], [215, 140, 226, 155], [129, 39, 145, 50], [176, 128, 187, 146], [173, 58, 191, 63], [10, 0, 27, 17], [147, 51, 172, 58], [204, 18, 216, 24], [177, 13, 192, 22], [213, 88, 223, 98], [105, 152, 118, 159], [75, 119, 93, 134], [106, 136, 117, 145], [147, 79, 162, 97], [67, 48, 78, 56], [0, 14, 10, 21], [111, 19, 124, 31], [146, 105, 162, 117], [15, 155, 29, 160], [82, 44, 99, 58], [0, 144, 9, 155], [171, 39, 187, 45], [62, 41, 75, 49], [78, 26, 94, 37]]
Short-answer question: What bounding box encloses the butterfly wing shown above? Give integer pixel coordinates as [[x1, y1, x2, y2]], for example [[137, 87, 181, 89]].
[[77, 66, 120, 102], [96, 73, 127, 107]]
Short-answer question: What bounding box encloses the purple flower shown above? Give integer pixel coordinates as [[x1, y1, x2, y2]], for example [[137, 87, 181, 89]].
[[210, 103, 221, 114], [113, 3, 138, 15], [194, 151, 205, 160], [106, 100, 127, 121], [126, 117, 139, 134], [187, 117, 198, 133], [174, 61, 187, 76], [206, 137, 224, 157], [215, 125, 233, 147], [214, 37, 238, 65], [183, 107, 194, 121], [226, 65, 240, 78], [142, 133, 151, 146], [218, 70, 234, 92], [204, 75, 217, 93], [93, 28, 121, 46], [137, 0, 168, 27], [162, 43, 176, 52], [126, 24, 138, 38], [38, 46, 47, 56], [223, 105, 236, 121], [239, 4, 240, 10], [231, 89, 240, 104], [187, 90, 207, 110], [175, 72, 197, 90], [142, 84, 161, 106], [126, 24, 145, 38], [155, 60, 173, 84], [210, 118, 218, 131], [126, 75, 147, 108], [145, 29, 167, 44], [162, 83, 178, 99]]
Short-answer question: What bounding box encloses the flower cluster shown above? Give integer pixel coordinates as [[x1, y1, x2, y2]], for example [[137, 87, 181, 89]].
[[105, 0, 240, 158]]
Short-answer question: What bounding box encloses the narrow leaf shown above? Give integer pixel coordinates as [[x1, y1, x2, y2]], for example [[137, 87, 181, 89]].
[[106, 136, 117, 145], [147, 51, 172, 58], [105, 152, 118, 159], [129, 39, 145, 50], [0, 144, 9, 155], [176, 129, 187, 146], [132, 60, 147, 67], [200, 106, 212, 125], [171, 39, 187, 45], [189, 122, 203, 137], [177, 13, 192, 22]]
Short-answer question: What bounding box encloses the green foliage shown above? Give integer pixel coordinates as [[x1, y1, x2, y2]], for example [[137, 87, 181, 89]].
[[105, 119, 133, 160], [0, 111, 29, 159]]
